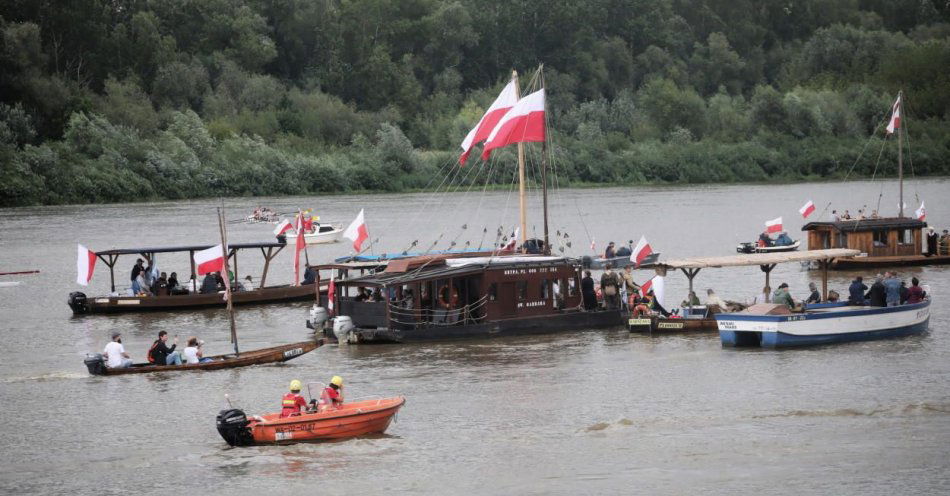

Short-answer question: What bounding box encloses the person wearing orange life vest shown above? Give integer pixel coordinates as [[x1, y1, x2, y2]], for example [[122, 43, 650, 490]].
[[319, 376, 345, 411], [280, 379, 309, 418]]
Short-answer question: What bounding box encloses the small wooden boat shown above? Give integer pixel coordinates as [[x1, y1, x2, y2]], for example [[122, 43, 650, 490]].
[[716, 299, 930, 348], [216, 396, 405, 446], [736, 240, 800, 254], [84, 340, 323, 376]]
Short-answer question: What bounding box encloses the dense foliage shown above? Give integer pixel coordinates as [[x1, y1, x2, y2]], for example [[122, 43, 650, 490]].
[[1, 0, 949, 207]]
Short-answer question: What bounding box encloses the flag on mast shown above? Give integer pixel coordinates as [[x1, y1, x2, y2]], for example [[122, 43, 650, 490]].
[[481, 88, 546, 161], [915, 201, 926, 221], [194, 244, 226, 275], [886, 94, 901, 134], [273, 218, 293, 236], [799, 200, 816, 218], [765, 217, 783, 233], [327, 274, 336, 316], [343, 209, 369, 252], [293, 211, 306, 285], [631, 236, 653, 266], [459, 80, 518, 164], [76, 244, 97, 286]]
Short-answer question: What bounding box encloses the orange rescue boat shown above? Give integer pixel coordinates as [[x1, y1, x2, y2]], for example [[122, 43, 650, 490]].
[[216, 397, 405, 446]]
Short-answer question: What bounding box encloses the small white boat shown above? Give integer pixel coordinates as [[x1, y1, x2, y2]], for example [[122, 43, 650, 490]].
[[736, 240, 800, 253], [716, 299, 930, 348], [297, 223, 344, 245]]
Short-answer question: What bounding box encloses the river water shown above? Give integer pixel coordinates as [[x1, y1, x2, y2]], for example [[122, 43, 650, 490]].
[[0, 179, 948, 495]]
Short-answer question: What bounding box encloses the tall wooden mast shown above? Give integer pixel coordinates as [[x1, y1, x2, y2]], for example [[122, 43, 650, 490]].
[[897, 90, 904, 218], [217, 208, 239, 356], [513, 69, 528, 252]]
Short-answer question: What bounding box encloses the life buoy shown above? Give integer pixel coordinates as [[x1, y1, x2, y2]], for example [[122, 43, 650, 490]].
[[633, 303, 651, 316], [438, 285, 459, 309]]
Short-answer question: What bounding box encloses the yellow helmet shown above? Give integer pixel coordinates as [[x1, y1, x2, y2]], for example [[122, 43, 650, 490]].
[[289, 379, 302, 392], [330, 376, 343, 387]]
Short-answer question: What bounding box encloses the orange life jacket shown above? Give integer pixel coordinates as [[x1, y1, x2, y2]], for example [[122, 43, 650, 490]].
[[281, 392, 303, 417]]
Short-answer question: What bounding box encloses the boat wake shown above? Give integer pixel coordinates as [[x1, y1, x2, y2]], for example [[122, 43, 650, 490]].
[[582, 418, 635, 432], [1, 371, 88, 383], [753, 402, 950, 419]]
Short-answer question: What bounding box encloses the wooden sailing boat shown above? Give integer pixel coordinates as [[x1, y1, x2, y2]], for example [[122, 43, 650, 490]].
[[84, 208, 323, 375], [802, 91, 950, 268], [304, 69, 632, 343]]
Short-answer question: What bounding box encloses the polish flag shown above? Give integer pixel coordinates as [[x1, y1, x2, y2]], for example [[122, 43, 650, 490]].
[[765, 217, 783, 234], [886, 94, 901, 134], [293, 211, 306, 285], [481, 88, 546, 161], [799, 200, 816, 219], [915, 201, 926, 221], [459, 80, 518, 164], [76, 244, 97, 286], [343, 209, 369, 252], [273, 219, 293, 236], [194, 244, 226, 275], [639, 278, 652, 298], [327, 274, 336, 316], [631, 236, 653, 266]]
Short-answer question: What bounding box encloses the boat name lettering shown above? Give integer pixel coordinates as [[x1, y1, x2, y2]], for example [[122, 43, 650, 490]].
[[657, 322, 685, 329], [718, 321, 737, 330], [517, 301, 546, 308], [275, 423, 316, 433], [916, 310, 927, 319], [274, 432, 293, 441], [283, 347, 304, 358], [786, 315, 806, 321], [628, 318, 650, 325]]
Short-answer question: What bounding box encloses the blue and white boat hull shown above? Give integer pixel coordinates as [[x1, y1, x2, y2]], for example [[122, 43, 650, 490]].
[[716, 299, 930, 348]]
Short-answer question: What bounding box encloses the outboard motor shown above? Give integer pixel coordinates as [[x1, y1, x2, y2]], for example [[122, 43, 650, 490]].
[[216, 409, 254, 446], [309, 305, 329, 329], [68, 292, 89, 314], [84, 353, 105, 375], [333, 316, 354, 343]]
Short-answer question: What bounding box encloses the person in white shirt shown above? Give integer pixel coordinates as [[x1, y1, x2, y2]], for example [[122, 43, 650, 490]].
[[183, 337, 213, 364], [241, 275, 255, 292], [103, 332, 133, 368]]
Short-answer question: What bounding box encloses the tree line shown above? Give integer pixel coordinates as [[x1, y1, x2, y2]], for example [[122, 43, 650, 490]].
[[1, 0, 949, 207]]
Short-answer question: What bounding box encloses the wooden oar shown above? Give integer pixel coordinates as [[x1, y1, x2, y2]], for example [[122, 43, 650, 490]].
[[0, 270, 39, 276]]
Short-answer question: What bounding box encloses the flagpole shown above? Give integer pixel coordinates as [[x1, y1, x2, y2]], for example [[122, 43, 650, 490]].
[[217, 207, 239, 356], [513, 69, 528, 253], [540, 67, 550, 255], [897, 90, 904, 218]]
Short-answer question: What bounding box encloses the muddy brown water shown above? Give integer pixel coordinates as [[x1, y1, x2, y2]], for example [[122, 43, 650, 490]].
[[0, 178, 948, 495]]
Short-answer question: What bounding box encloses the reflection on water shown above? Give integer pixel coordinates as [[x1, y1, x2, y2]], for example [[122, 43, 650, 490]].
[[0, 180, 949, 494]]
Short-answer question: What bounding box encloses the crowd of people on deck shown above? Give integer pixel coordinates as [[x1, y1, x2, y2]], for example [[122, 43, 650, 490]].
[[925, 227, 950, 256], [125, 257, 264, 297], [757, 231, 795, 248], [602, 241, 633, 260], [251, 206, 278, 222], [831, 208, 883, 221], [101, 330, 215, 369]]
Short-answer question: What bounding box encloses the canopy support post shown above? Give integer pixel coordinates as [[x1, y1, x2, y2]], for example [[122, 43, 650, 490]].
[[761, 263, 776, 303], [189, 251, 196, 292], [820, 259, 830, 300], [680, 267, 701, 313], [260, 247, 273, 289], [97, 254, 119, 292]]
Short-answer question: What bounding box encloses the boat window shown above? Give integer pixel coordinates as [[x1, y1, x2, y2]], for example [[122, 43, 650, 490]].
[[517, 281, 527, 300], [567, 277, 577, 297], [899, 229, 913, 245], [873, 230, 888, 247], [541, 279, 549, 299], [488, 283, 497, 301]]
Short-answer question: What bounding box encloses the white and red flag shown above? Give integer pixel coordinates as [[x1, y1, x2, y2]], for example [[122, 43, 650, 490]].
[[293, 211, 306, 285], [765, 217, 783, 233], [343, 209, 369, 252], [76, 244, 97, 286], [481, 88, 546, 161], [886, 94, 901, 134], [631, 236, 653, 266], [327, 274, 336, 316], [194, 244, 226, 275], [799, 200, 816, 219], [273, 218, 293, 236], [639, 275, 665, 305], [915, 201, 926, 221], [459, 80, 518, 164]]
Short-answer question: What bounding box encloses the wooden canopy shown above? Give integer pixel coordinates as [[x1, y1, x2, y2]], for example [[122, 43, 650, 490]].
[[650, 249, 860, 270]]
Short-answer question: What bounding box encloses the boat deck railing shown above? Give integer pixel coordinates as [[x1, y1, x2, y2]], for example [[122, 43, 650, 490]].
[[387, 295, 490, 328]]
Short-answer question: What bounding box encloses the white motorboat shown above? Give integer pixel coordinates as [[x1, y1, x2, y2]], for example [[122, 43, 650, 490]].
[[736, 239, 800, 253], [299, 223, 344, 245]]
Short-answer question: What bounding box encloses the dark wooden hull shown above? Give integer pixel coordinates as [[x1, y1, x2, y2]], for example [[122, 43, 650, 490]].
[[830, 254, 950, 269], [72, 284, 322, 314], [628, 315, 718, 333], [328, 309, 628, 343], [88, 340, 322, 376]]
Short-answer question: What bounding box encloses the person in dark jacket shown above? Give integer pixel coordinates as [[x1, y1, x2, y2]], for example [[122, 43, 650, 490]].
[[926, 227, 938, 256], [899, 281, 909, 304], [865, 275, 887, 307], [150, 272, 169, 296], [604, 242, 616, 259], [848, 276, 867, 305], [200, 273, 220, 293], [302, 265, 317, 285], [148, 331, 181, 366], [805, 282, 821, 304], [581, 270, 597, 311]]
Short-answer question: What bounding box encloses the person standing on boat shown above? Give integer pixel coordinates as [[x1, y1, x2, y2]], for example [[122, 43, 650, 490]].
[[302, 265, 317, 285], [848, 276, 867, 305], [600, 265, 621, 310], [130, 259, 145, 293], [805, 282, 821, 305], [906, 277, 926, 304], [241, 275, 254, 291], [926, 227, 938, 256], [103, 332, 132, 369], [772, 283, 795, 309], [621, 266, 640, 296], [581, 270, 597, 311], [883, 271, 901, 307], [319, 376, 345, 411], [280, 380, 309, 418], [865, 275, 887, 307], [148, 331, 181, 366]]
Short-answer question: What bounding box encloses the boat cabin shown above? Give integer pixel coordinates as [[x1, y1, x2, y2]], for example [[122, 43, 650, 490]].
[[802, 218, 925, 257], [325, 256, 582, 332]]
